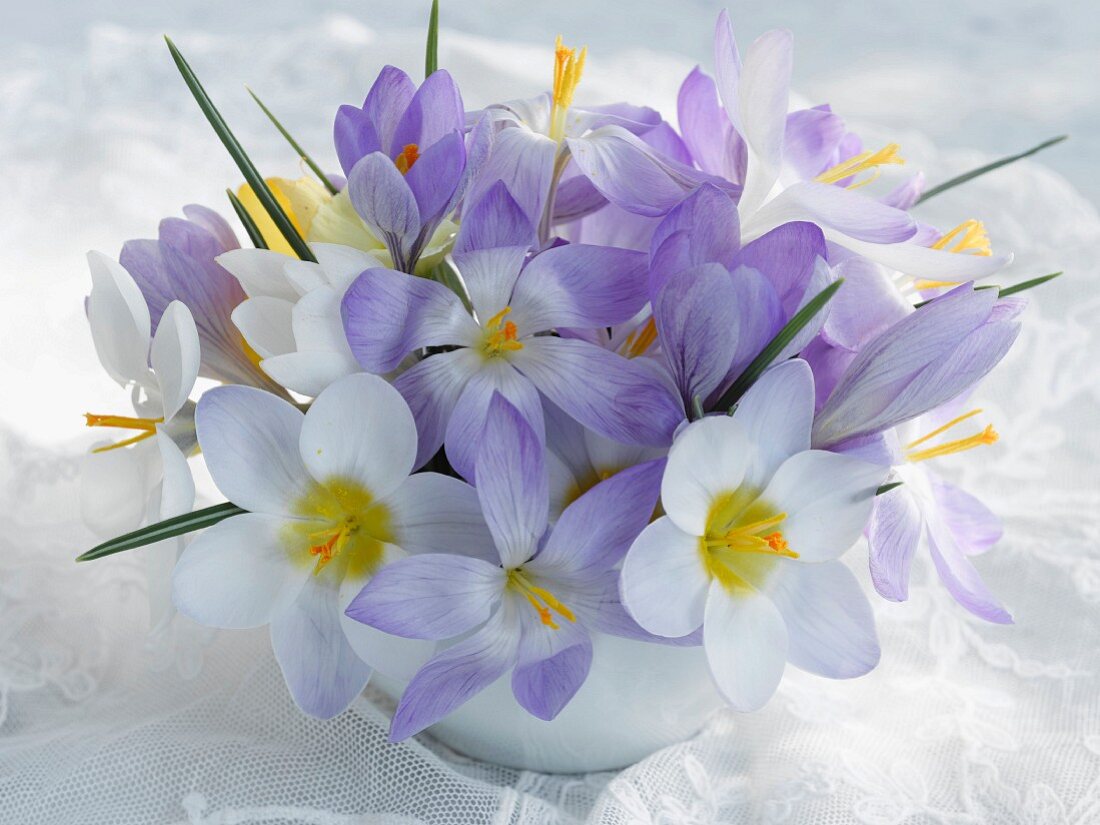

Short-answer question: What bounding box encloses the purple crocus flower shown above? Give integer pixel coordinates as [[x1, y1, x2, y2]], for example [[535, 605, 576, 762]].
[[335, 66, 467, 272], [119, 205, 283, 394], [341, 192, 682, 479], [345, 394, 665, 740]]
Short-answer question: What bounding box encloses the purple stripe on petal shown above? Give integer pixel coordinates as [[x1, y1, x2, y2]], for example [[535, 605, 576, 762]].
[[395, 348, 481, 470], [453, 180, 536, 254], [733, 221, 825, 317], [649, 183, 741, 292], [678, 66, 745, 182], [360, 65, 417, 159], [927, 517, 1013, 624], [391, 69, 465, 159], [784, 108, 846, 179], [403, 129, 466, 227], [930, 474, 1002, 556], [867, 486, 923, 602], [347, 152, 422, 265]]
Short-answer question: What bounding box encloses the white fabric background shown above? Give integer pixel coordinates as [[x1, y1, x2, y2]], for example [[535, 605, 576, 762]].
[[2, 4, 1099, 823]]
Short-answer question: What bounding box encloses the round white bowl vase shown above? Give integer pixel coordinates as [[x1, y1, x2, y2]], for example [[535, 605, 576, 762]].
[[372, 632, 724, 773]]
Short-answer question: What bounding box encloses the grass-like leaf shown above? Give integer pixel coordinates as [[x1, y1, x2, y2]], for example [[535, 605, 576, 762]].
[[425, 0, 440, 77], [165, 36, 317, 263], [711, 278, 844, 412], [227, 188, 269, 249], [998, 270, 1063, 298], [77, 502, 247, 562], [247, 86, 339, 195], [876, 482, 904, 496], [916, 135, 1067, 204]]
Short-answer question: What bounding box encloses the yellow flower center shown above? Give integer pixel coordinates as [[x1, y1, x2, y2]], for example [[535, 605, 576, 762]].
[[394, 143, 421, 175], [700, 490, 796, 593], [482, 306, 524, 357], [905, 408, 999, 463], [618, 316, 658, 359], [285, 476, 394, 577], [84, 413, 164, 452], [815, 143, 905, 188], [507, 569, 575, 630], [549, 36, 587, 143], [913, 220, 994, 290]]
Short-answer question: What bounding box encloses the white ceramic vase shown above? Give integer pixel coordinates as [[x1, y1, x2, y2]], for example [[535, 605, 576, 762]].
[[372, 632, 724, 773]]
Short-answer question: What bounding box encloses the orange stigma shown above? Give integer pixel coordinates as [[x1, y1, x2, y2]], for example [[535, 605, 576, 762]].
[[508, 570, 575, 630], [394, 143, 420, 175], [620, 316, 658, 358], [483, 306, 523, 356]]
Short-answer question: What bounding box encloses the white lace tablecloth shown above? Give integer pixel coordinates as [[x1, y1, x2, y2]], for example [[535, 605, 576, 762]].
[[2, 13, 1099, 825]]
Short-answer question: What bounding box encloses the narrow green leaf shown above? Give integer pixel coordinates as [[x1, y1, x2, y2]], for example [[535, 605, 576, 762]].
[[247, 86, 339, 195], [429, 256, 472, 313], [164, 36, 317, 263], [916, 135, 1068, 204], [711, 279, 845, 412], [876, 481, 904, 496], [997, 270, 1062, 298], [690, 395, 705, 422], [425, 0, 440, 77], [227, 188, 269, 249], [77, 502, 247, 562]]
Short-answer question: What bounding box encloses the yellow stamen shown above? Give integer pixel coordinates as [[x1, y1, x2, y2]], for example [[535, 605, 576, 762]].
[[286, 477, 394, 578], [906, 408, 999, 463], [931, 219, 992, 256], [308, 521, 356, 574], [483, 306, 524, 356], [619, 316, 658, 358], [816, 143, 905, 187], [509, 570, 575, 629], [85, 413, 163, 453], [394, 143, 421, 175], [704, 511, 797, 558], [549, 36, 587, 143]]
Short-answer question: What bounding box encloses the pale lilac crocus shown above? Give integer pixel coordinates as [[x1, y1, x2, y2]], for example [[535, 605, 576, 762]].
[[335, 66, 468, 272], [119, 205, 283, 394], [341, 194, 682, 479], [346, 393, 665, 740], [172, 373, 491, 718], [621, 361, 886, 710]]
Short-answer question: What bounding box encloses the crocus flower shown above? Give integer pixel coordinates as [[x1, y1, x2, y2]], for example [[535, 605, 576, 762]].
[[345, 393, 665, 740], [869, 406, 1011, 623], [216, 243, 382, 397], [620, 360, 886, 710], [172, 373, 491, 718], [119, 205, 284, 394], [341, 198, 682, 479], [335, 66, 467, 272]]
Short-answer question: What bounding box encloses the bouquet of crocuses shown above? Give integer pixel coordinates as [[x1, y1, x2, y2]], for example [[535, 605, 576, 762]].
[[78, 4, 1063, 743]]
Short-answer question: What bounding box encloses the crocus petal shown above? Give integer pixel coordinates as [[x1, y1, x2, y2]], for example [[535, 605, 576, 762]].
[[182, 203, 240, 252], [654, 264, 739, 408], [473, 393, 548, 568], [510, 244, 648, 330], [216, 248, 300, 302], [733, 220, 826, 315], [389, 602, 520, 742], [195, 385, 310, 515], [736, 29, 793, 216], [536, 458, 665, 575], [260, 351, 361, 399], [930, 475, 1002, 555], [511, 604, 593, 721], [759, 450, 886, 562], [270, 575, 373, 719], [766, 560, 880, 678], [551, 173, 608, 224], [402, 129, 466, 225], [172, 513, 309, 629], [231, 296, 296, 359], [467, 126, 557, 226], [80, 440, 156, 537], [724, 264, 786, 380], [341, 267, 479, 373], [346, 552, 504, 640], [347, 152, 422, 260], [154, 430, 195, 519], [86, 250, 151, 386], [513, 336, 682, 448], [703, 582, 788, 711], [391, 69, 465, 157], [334, 65, 415, 173], [741, 181, 918, 245], [450, 246, 529, 326], [660, 416, 750, 535], [620, 517, 711, 638], [712, 10, 743, 133], [881, 172, 925, 211], [867, 485, 924, 601], [649, 183, 741, 292], [453, 180, 536, 254], [298, 373, 417, 499], [150, 301, 200, 422], [783, 108, 846, 179], [840, 235, 1012, 282], [821, 256, 912, 351], [395, 348, 481, 469], [678, 66, 743, 181], [927, 516, 1013, 624], [385, 472, 494, 560], [733, 359, 813, 490]]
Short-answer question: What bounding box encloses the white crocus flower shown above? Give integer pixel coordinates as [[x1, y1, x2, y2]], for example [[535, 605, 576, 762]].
[[620, 360, 887, 710], [216, 243, 382, 397]]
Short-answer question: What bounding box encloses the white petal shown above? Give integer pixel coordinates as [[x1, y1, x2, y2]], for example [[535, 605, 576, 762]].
[[172, 513, 309, 629], [311, 243, 384, 291], [620, 517, 710, 638], [760, 450, 886, 562], [737, 29, 793, 216], [79, 439, 157, 537], [290, 284, 355, 356], [216, 248, 300, 301], [231, 296, 296, 359], [299, 373, 417, 499], [150, 301, 200, 422], [734, 359, 813, 490], [766, 560, 880, 678], [195, 385, 310, 515], [703, 581, 787, 710], [840, 235, 1012, 282], [384, 473, 494, 561], [154, 430, 195, 519], [661, 416, 750, 535], [260, 351, 360, 398], [86, 250, 151, 386]]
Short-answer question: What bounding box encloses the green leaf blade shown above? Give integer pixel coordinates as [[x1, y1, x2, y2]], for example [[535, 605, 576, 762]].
[[77, 502, 247, 562], [998, 271, 1063, 298], [227, 188, 269, 249], [425, 0, 440, 77], [164, 36, 316, 263], [876, 481, 904, 496], [247, 86, 338, 195], [917, 135, 1067, 204]]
